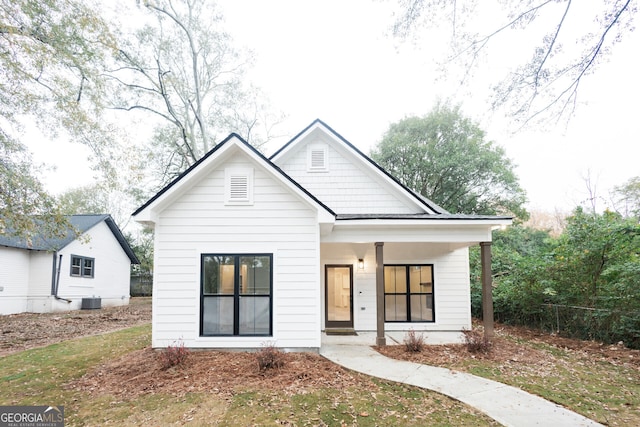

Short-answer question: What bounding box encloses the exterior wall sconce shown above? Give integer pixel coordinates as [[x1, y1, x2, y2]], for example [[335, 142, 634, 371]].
[[358, 258, 364, 269]]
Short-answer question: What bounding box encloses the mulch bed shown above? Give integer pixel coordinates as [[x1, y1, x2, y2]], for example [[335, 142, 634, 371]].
[[68, 348, 375, 398]]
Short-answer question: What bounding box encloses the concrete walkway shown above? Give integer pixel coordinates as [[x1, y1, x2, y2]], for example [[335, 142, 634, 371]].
[[320, 337, 603, 427]]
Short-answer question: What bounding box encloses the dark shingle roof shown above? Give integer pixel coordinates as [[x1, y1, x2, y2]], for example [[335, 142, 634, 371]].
[[336, 213, 513, 221], [0, 214, 139, 264]]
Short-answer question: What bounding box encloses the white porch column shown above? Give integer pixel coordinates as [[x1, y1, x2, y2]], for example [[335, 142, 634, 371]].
[[480, 241, 494, 340], [375, 242, 386, 346]]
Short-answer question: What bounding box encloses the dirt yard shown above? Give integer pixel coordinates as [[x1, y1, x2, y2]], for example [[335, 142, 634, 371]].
[[0, 297, 152, 356], [2, 299, 638, 399], [377, 323, 640, 370]]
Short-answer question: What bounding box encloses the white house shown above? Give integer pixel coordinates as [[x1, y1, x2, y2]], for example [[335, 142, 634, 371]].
[[133, 120, 511, 350], [0, 214, 139, 314]]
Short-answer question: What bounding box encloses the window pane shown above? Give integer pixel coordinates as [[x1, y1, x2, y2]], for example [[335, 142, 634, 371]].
[[384, 266, 406, 293], [83, 258, 93, 277], [71, 257, 81, 276], [239, 296, 270, 335], [385, 294, 407, 321], [410, 294, 434, 321], [203, 255, 234, 294], [410, 266, 432, 293], [202, 297, 234, 334], [240, 256, 271, 295]]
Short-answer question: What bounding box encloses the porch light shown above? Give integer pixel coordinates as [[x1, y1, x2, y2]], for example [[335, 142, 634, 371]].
[[358, 258, 364, 269]]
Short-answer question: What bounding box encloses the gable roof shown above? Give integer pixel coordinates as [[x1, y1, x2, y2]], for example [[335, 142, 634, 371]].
[[270, 119, 450, 215], [132, 133, 336, 221], [0, 214, 139, 264]]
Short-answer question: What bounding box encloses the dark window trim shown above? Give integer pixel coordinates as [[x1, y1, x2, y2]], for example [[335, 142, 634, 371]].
[[384, 264, 435, 323], [70, 255, 95, 278], [200, 253, 273, 337]]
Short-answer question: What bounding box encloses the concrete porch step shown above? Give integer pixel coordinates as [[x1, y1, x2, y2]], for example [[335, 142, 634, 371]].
[[324, 328, 358, 336]]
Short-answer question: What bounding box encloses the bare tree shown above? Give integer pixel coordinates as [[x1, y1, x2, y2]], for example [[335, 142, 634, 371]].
[[391, 0, 636, 127], [108, 0, 279, 185]]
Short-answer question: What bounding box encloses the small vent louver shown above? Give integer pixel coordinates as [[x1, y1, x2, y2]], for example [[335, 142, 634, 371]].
[[228, 174, 249, 200], [308, 144, 328, 171], [225, 168, 253, 204]]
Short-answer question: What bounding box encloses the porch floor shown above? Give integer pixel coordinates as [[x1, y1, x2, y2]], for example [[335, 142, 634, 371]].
[[321, 331, 465, 346]]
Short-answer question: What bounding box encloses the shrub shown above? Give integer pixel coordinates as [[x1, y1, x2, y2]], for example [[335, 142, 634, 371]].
[[256, 341, 286, 371], [403, 328, 425, 352], [462, 328, 492, 353], [158, 339, 189, 369]]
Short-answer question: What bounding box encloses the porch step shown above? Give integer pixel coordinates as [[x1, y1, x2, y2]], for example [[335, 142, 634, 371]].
[[325, 328, 358, 336]]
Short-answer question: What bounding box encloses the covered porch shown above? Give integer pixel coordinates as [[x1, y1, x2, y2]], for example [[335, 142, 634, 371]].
[[319, 216, 508, 345]]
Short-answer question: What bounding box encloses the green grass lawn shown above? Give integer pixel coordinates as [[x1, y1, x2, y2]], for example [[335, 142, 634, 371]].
[[0, 326, 498, 426]]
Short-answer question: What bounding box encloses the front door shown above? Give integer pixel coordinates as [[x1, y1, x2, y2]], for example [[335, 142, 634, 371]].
[[325, 265, 353, 328]]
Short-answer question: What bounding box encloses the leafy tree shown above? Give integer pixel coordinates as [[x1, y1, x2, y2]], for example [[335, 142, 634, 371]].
[[469, 225, 553, 320], [0, 0, 115, 238], [484, 206, 640, 347], [0, 131, 68, 242], [391, 0, 637, 126], [371, 103, 527, 218], [612, 176, 640, 218], [57, 185, 110, 216], [549, 207, 640, 307]]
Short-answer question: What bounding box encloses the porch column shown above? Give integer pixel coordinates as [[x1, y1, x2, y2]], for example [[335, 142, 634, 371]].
[[375, 242, 386, 346], [480, 241, 494, 340]]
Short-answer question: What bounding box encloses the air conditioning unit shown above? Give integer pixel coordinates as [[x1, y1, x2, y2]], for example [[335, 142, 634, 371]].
[[81, 297, 101, 310]]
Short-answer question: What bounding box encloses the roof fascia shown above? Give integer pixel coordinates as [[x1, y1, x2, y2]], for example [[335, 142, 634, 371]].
[[133, 133, 335, 225], [132, 133, 241, 221], [270, 119, 443, 215]]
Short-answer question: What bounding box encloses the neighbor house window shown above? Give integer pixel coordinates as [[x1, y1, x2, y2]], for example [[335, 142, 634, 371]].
[[201, 254, 272, 336], [384, 265, 434, 322], [70, 255, 95, 278]]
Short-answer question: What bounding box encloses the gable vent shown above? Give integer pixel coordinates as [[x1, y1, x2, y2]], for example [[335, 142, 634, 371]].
[[307, 144, 328, 171], [225, 168, 253, 205], [229, 175, 249, 200]]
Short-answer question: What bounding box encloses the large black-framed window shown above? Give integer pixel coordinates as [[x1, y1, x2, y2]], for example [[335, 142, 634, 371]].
[[384, 264, 434, 322], [70, 255, 94, 278], [200, 254, 272, 336]]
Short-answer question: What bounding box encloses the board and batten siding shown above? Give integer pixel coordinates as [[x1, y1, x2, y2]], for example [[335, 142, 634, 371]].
[[320, 243, 472, 332], [275, 140, 418, 214], [0, 247, 32, 314], [152, 153, 322, 349]]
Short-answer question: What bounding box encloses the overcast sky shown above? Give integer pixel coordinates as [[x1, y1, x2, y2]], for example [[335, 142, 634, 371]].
[[218, 0, 640, 212], [28, 0, 639, 213]]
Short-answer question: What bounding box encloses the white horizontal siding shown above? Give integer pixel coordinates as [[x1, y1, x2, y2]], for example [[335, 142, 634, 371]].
[[276, 138, 419, 214], [153, 153, 321, 349], [55, 221, 131, 312], [320, 243, 471, 332]]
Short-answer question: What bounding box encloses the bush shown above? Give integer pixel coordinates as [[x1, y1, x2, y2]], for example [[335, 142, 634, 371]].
[[403, 328, 425, 352], [462, 328, 492, 353], [158, 339, 189, 369], [256, 341, 286, 371]]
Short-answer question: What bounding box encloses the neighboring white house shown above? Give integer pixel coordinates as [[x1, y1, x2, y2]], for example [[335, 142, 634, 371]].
[[133, 120, 511, 350], [0, 214, 139, 314]]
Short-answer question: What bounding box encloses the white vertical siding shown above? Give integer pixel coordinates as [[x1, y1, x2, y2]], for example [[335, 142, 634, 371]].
[[275, 139, 419, 214], [25, 252, 55, 313], [152, 153, 321, 349]]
